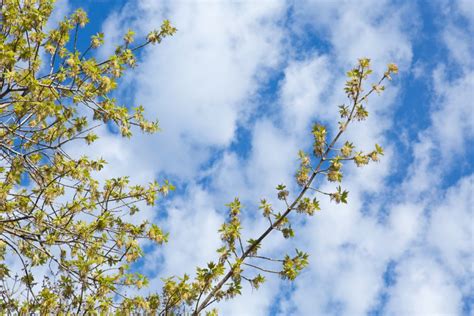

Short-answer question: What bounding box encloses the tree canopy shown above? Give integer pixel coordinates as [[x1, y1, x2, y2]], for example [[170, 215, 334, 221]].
[[0, 1, 397, 314]]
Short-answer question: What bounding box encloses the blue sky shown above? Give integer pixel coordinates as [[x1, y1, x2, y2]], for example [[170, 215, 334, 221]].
[[59, 0, 474, 315]]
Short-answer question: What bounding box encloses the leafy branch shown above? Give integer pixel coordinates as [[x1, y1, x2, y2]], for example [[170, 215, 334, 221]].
[[190, 59, 398, 315]]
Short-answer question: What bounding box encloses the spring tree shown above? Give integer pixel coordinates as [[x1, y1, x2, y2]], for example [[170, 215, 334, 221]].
[[0, 1, 397, 314]]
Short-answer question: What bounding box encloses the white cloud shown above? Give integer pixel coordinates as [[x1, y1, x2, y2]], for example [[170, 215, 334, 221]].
[[431, 69, 474, 159], [427, 175, 473, 283], [292, 0, 414, 71], [146, 186, 224, 279], [96, 0, 287, 180], [442, 25, 473, 69], [385, 255, 463, 316], [279, 55, 332, 134], [209, 119, 299, 206], [46, 0, 70, 30], [457, 0, 474, 26]]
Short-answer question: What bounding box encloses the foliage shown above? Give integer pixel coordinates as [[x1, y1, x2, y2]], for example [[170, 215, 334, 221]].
[[0, 1, 397, 314], [0, 0, 176, 313]]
